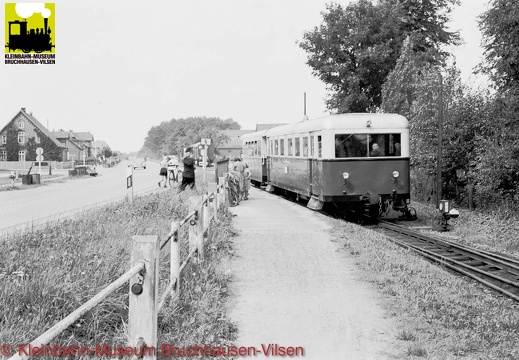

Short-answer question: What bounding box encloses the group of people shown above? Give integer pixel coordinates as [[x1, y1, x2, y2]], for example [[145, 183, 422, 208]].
[[158, 148, 196, 192], [158, 150, 251, 203], [226, 157, 250, 207]]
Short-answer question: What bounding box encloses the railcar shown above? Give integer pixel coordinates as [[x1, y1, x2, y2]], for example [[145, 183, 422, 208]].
[[241, 130, 268, 186], [242, 113, 413, 218]]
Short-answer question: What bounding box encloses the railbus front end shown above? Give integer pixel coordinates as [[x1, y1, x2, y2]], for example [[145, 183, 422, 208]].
[[263, 114, 414, 219]]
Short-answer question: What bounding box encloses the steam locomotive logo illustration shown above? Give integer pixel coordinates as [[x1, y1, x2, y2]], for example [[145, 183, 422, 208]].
[[5, 3, 55, 53]]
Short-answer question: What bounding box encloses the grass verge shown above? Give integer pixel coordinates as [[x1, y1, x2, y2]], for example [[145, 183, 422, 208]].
[[0, 186, 237, 359], [332, 210, 519, 359]]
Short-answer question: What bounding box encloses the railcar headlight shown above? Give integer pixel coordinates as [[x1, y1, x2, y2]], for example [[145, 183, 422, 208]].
[[393, 171, 399, 178], [342, 172, 350, 179]]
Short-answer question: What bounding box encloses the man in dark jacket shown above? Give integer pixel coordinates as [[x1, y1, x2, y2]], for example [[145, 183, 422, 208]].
[[179, 148, 196, 191]]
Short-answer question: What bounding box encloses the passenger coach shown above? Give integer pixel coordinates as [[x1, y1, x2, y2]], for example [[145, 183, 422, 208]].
[[242, 113, 413, 218]]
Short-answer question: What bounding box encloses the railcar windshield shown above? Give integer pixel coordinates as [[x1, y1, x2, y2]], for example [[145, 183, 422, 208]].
[[335, 133, 401, 158]]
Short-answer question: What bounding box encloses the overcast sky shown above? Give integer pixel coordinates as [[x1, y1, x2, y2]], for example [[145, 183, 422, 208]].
[[1, 0, 491, 153]]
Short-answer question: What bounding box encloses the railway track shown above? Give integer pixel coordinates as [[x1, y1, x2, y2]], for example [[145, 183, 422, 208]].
[[375, 221, 519, 303], [257, 187, 519, 302]]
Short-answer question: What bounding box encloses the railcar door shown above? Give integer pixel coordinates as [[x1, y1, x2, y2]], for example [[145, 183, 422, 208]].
[[261, 135, 268, 184], [309, 132, 320, 197]]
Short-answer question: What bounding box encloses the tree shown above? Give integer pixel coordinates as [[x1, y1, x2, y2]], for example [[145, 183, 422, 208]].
[[140, 116, 240, 158], [101, 146, 113, 158], [299, 0, 460, 113], [479, 0, 519, 90]]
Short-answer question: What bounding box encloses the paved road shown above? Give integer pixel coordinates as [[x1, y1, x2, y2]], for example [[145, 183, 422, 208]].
[[0, 161, 162, 234]]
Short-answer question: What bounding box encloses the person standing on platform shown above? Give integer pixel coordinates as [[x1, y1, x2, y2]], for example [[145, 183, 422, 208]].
[[226, 168, 240, 206], [243, 164, 251, 200], [179, 148, 196, 192], [233, 157, 246, 201]]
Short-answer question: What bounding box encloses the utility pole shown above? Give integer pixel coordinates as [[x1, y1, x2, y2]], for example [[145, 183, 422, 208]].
[[436, 69, 443, 209], [303, 92, 309, 121]]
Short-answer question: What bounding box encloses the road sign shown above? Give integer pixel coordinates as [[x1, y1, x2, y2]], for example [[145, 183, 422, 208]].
[[36, 147, 43, 155], [126, 165, 134, 204], [36, 154, 44, 162]]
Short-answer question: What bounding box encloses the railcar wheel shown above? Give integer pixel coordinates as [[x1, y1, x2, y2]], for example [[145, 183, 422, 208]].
[[22, 49, 31, 53]]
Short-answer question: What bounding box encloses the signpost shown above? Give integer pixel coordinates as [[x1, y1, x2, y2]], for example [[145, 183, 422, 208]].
[[200, 138, 211, 182], [127, 165, 134, 204], [36, 147, 43, 175]]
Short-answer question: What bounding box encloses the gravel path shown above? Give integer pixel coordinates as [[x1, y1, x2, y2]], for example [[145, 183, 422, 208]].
[[228, 188, 402, 359]]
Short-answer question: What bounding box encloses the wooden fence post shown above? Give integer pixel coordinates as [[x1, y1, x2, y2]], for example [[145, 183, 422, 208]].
[[129, 235, 159, 359], [203, 192, 211, 231], [170, 222, 180, 300], [188, 197, 202, 256], [223, 173, 230, 205], [218, 177, 225, 208], [197, 197, 205, 260], [209, 182, 218, 219]]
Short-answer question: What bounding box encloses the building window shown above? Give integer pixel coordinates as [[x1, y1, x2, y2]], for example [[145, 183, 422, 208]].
[[36, 136, 41, 144], [0, 150, 6, 161], [18, 120, 24, 129], [18, 150, 26, 162], [18, 132, 25, 143], [1, 135, 6, 145]]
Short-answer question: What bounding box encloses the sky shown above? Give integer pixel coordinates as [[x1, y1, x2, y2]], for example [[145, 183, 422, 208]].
[[0, 0, 491, 153]]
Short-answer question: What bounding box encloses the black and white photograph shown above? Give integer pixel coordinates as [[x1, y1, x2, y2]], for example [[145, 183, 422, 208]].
[[1, 0, 519, 359]]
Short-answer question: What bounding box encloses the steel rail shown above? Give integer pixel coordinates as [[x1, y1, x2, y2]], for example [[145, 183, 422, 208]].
[[377, 222, 519, 302], [380, 221, 519, 271]]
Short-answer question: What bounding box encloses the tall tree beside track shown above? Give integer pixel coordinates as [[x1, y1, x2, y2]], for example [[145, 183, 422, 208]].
[[382, 41, 495, 206], [298, 0, 460, 113], [472, 0, 519, 205], [479, 0, 519, 90], [140, 117, 240, 158]]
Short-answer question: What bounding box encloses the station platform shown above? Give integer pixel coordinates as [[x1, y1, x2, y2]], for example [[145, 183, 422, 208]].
[[227, 187, 400, 359]]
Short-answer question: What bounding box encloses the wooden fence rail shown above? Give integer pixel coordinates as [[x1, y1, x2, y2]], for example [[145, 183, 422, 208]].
[[8, 179, 229, 360]]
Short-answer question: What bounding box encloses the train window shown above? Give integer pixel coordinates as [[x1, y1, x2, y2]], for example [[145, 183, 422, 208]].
[[335, 134, 368, 158], [270, 140, 273, 156], [255, 141, 259, 156], [310, 136, 315, 157], [288, 138, 293, 156], [335, 133, 402, 157], [274, 139, 279, 156], [295, 138, 301, 156], [280, 139, 285, 156], [303, 137, 308, 157], [317, 136, 322, 158], [369, 133, 401, 157]]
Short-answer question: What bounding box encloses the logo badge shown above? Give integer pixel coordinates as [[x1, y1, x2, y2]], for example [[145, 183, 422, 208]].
[[4, 3, 55, 64]]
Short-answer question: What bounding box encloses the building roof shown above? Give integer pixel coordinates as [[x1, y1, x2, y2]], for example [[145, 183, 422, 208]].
[[51, 130, 94, 147], [219, 130, 255, 148], [255, 123, 288, 132], [74, 132, 94, 141], [0, 108, 65, 148], [92, 140, 110, 149]]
